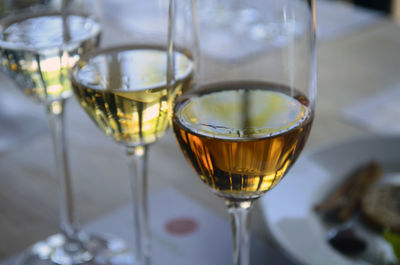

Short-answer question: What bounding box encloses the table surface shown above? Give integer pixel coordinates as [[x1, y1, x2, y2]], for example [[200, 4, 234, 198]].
[[1, 0, 400, 262]]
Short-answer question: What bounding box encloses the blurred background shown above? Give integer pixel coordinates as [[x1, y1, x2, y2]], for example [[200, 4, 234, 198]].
[[329, 0, 399, 19]]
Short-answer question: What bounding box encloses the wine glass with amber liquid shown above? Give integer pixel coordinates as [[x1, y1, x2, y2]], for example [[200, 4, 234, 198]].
[[170, 0, 317, 264]]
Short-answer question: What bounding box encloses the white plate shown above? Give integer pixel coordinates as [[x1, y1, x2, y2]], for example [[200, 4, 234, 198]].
[[260, 136, 400, 265]]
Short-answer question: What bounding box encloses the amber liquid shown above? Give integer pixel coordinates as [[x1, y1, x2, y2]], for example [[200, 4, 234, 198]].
[[172, 82, 313, 201], [72, 46, 193, 146]]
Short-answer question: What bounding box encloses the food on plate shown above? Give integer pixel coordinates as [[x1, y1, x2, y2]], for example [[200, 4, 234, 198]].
[[362, 185, 400, 232], [315, 161, 383, 222]]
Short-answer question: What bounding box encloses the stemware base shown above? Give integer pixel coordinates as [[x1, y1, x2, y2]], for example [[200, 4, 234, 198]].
[[15, 233, 134, 265]]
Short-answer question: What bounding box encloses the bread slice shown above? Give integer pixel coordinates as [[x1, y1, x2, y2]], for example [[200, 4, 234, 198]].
[[361, 185, 400, 232]]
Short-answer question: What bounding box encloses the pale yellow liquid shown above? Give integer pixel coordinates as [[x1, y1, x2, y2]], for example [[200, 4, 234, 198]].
[[0, 12, 101, 102], [72, 47, 193, 146]]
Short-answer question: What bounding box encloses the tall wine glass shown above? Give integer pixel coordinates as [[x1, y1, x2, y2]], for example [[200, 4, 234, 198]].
[[0, 1, 129, 265], [171, 0, 317, 264], [70, 1, 195, 264]]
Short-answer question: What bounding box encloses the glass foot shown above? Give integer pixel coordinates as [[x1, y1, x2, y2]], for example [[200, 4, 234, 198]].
[[15, 233, 134, 265]]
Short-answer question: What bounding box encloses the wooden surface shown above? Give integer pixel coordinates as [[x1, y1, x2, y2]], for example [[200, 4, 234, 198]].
[[1, 4, 400, 263]]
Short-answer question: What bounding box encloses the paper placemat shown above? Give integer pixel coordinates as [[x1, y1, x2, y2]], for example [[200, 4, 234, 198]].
[[1, 188, 295, 265], [343, 84, 400, 135]]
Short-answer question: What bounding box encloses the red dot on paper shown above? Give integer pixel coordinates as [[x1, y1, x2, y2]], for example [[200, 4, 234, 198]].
[[165, 217, 198, 236]]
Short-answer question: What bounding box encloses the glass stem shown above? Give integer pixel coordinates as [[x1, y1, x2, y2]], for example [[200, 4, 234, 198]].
[[126, 145, 151, 265], [226, 200, 253, 265], [46, 100, 78, 240]]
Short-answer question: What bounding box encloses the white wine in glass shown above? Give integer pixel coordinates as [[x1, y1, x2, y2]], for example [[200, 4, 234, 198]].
[[71, 45, 193, 265], [170, 0, 317, 264], [0, 11, 100, 102], [70, 1, 197, 263], [0, 1, 135, 264], [72, 46, 193, 146]]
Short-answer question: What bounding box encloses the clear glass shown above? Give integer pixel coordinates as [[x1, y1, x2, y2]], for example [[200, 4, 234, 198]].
[[170, 0, 317, 264], [0, 1, 130, 264], [69, 1, 194, 264]]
